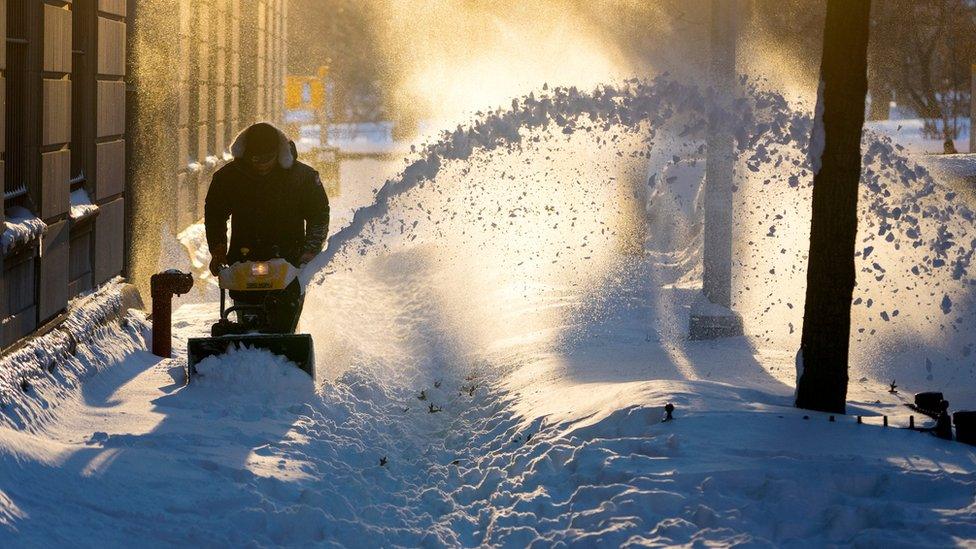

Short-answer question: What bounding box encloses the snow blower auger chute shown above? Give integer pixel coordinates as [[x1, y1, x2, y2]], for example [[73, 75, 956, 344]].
[[187, 258, 314, 379]]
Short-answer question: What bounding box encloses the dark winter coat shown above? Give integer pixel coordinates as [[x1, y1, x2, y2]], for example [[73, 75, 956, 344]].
[[205, 124, 330, 265]]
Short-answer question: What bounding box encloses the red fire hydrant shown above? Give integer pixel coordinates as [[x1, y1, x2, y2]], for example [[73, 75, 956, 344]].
[[150, 270, 194, 358]]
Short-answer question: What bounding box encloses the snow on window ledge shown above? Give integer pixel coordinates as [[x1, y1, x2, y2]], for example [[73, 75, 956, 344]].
[[2, 207, 46, 255], [69, 188, 100, 224]]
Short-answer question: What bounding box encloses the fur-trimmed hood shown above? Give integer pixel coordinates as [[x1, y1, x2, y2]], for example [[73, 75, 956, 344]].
[[230, 123, 295, 169]]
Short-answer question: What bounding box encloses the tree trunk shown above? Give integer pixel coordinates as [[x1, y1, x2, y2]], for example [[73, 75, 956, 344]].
[[795, 0, 872, 414]]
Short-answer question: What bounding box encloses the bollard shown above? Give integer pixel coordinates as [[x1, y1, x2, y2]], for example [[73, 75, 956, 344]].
[[663, 403, 675, 422], [150, 270, 194, 358], [909, 415, 915, 429], [953, 411, 976, 445], [934, 401, 953, 440]]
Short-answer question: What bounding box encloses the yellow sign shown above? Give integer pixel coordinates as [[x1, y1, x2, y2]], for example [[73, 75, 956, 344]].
[[285, 67, 329, 110]]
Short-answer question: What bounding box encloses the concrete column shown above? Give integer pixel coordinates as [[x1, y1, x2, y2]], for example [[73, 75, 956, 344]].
[[281, 0, 288, 126], [125, 0, 178, 295], [689, 0, 743, 340], [237, 0, 285, 127], [212, 0, 229, 154], [703, 0, 735, 310], [238, 1, 260, 125], [229, 0, 242, 135]]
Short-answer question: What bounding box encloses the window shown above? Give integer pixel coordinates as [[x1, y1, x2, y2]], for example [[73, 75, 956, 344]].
[[3, 0, 41, 346], [5, 0, 30, 208], [71, 0, 95, 187], [68, 223, 94, 296]]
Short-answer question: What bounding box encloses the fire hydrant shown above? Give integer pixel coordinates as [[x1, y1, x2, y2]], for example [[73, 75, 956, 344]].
[[150, 270, 194, 358]]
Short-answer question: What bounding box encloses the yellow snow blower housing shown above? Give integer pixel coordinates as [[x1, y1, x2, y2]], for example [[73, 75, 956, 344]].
[[218, 258, 297, 292]]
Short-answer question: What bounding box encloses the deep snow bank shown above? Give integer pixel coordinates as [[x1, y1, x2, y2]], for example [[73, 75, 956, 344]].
[[0, 281, 148, 431]]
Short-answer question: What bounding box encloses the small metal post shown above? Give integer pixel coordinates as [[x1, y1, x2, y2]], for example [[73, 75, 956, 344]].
[[150, 271, 194, 358], [857, 416, 862, 424], [883, 416, 888, 427], [909, 415, 915, 429], [663, 403, 675, 422]]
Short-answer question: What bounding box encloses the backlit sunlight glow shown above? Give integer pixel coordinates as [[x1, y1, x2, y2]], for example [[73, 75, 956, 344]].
[[373, 0, 637, 127], [4, 2, 976, 546]]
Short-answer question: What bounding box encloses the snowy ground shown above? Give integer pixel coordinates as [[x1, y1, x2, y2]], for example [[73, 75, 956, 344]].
[[867, 116, 970, 156], [2, 80, 976, 547], [2, 274, 974, 547]]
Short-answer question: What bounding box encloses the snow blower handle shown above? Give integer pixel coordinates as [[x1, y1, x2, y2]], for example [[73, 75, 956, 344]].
[[151, 270, 194, 358]]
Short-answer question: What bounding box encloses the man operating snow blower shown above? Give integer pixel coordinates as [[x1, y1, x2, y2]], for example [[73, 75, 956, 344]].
[[187, 122, 329, 378]]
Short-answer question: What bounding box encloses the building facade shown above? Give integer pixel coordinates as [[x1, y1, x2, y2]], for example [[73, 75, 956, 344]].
[[0, 0, 287, 350], [1, 0, 128, 349]]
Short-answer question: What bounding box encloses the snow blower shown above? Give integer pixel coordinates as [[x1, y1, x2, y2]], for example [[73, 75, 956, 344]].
[[187, 258, 314, 379]]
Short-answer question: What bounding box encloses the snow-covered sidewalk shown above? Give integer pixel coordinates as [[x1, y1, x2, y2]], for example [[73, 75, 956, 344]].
[[0, 257, 973, 547]]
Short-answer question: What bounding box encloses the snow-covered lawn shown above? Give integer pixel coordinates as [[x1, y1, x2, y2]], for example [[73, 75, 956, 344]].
[[868, 117, 970, 156]]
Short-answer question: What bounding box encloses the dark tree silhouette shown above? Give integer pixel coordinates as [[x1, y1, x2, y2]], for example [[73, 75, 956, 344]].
[[871, 0, 976, 143], [795, 0, 872, 414]]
